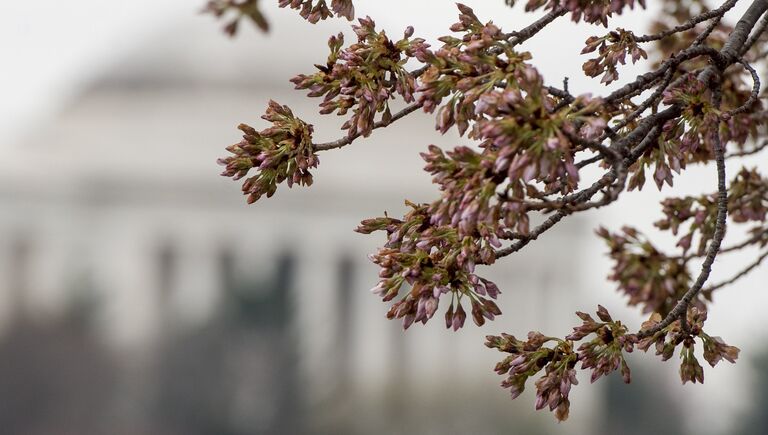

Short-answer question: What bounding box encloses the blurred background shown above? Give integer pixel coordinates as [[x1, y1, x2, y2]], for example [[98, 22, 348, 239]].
[[1, 1, 767, 434]]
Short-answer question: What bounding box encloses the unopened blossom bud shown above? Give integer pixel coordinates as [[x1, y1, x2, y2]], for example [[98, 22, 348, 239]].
[[424, 296, 439, 319], [402, 313, 416, 330], [445, 304, 455, 329], [453, 304, 467, 331]]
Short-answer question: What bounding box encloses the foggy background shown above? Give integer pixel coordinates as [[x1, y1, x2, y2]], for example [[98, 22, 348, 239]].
[[1, 1, 767, 434]]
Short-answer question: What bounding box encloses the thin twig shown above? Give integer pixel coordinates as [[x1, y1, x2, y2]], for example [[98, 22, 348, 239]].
[[508, 7, 567, 46], [724, 59, 761, 117], [635, 0, 739, 43], [610, 67, 676, 134], [702, 249, 768, 298], [677, 228, 768, 262], [691, 9, 727, 46], [313, 102, 423, 151], [725, 139, 768, 158]]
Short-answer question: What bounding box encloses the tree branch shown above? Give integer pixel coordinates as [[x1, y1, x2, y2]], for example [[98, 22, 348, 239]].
[[638, 89, 729, 339], [313, 102, 423, 151]]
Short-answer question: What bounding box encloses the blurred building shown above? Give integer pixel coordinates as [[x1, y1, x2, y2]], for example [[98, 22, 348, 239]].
[[0, 9, 635, 435]]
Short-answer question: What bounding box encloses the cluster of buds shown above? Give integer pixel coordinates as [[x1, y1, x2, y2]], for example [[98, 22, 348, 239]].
[[488, 304, 738, 420], [655, 195, 716, 255], [290, 18, 425, 138], [204, 0, 355, 34], [582, 28, 647, 84], [417, 3, 609, 203], [567, 306, 635, 383], [534, 357, 579, 421], [701, 332, 741, 368], [419, 92, 607, 250], [655, 168, 768, 254], [421, 145, 503, 241], [626, 135, 685, 191], [662, 73, 720, 163], [719, 71, 764, 146], [204, 0, 269, 34], [218, 101, 318, 203], [356, 202, 501, 330], [485, 332, 578, 421], [278, 0, 354, 23], [597, 226, 692, 315], [728, 168, 768, 222], [475, 92, 606, 196], [679, 337, 705, 384], [510, 0, 646, 27], [418, 4, 537, 136], [638, 308, 739, 384]]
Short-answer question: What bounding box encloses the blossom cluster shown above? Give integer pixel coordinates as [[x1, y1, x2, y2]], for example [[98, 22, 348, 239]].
[[290, 18, 425, 138], [727, 168, 768, 223], [418, 7, 609, 193], [508, 0, 647, 26], [474, 92, 605, 196], [582, 28, 647, 84], [487, 306, 634, 421], [417, 4, 538, 135], [638, 308, 739, 384], [620, 19, 761, 192], [485, 332, 578, 421], [217, 101, 318, 203], [421, 145, 504, 239], [278, 0, 354, 23], [662, 74, 720, 160], [626, 132, 683, 191], [204, 0, 270, 34], [625, 75, 719, 191], [356, 202, 501, 330], [204, 0, 355, 34], [597, 226, 693, 315], [651, 29, 762, 154], [567, 305, 635, 384], [648, 0, 764, 150], [655, 168, 768, 254], [489, 304, 739, 419]]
